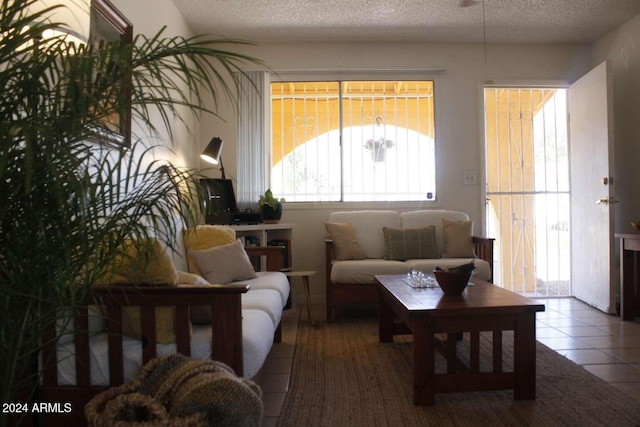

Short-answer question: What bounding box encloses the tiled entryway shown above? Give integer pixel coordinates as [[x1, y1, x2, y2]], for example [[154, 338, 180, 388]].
[[258, 298, 640, 425], [535, 297, 640, 401]]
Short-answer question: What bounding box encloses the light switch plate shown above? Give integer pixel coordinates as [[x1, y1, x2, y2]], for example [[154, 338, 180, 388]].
[[463, 170, 477, 185]]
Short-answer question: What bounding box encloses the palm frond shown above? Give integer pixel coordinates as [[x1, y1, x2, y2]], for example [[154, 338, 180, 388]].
[[0, 1, 263, 423]]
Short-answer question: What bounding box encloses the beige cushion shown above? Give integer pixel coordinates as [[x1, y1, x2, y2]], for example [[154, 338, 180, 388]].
[[330, 259, 411, 284], [177, 270, 209, 285], [329, 211, 401, 259], [383, 226, 437, 261], [189, 239, 257, 284], [442, 219, 476, 258], [183, 226, 236, 275], [325, 222, 365, 260]]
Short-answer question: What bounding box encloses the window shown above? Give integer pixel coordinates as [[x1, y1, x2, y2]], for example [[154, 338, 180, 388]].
[[270, 80, 436, 202]]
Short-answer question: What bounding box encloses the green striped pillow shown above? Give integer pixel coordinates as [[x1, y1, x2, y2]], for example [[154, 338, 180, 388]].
[[383, 226, 437, 261]]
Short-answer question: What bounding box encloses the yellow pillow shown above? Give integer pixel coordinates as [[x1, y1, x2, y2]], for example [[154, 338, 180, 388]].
[[95, 238, 185, 343], [100, 238, 178, 286], [183, 226, 236, 275]]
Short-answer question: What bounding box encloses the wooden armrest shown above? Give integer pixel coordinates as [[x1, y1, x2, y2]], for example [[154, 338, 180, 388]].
[[325, 239, 335, 262], [472, 236, 495, 245], [244, 245, 284, 271], [472, 236, 495, 283], [89, 284, 250, 299], [325, 239, 335, 290]]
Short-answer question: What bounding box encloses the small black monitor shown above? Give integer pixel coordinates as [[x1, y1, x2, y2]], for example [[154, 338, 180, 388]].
[[200, 178, 238, 213]]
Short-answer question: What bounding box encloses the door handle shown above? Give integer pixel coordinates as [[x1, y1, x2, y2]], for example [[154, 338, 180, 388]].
[[596, 197, 620, 205]]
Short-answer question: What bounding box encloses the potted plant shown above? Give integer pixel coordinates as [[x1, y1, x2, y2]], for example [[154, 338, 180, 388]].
[[258, 189, 286, 223], [0, 1, 262, 425], [364, 137, 394, 162]]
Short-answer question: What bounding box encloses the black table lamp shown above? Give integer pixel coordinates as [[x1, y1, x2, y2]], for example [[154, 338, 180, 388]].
[[200, 136, 226, 179]]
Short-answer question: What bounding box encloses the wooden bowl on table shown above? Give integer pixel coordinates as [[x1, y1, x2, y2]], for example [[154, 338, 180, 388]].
[[632, 221, 640, 232], [433, 271, 472, 295]]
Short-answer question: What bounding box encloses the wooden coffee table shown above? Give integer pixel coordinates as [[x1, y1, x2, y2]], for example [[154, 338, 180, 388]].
[[375, 274, 545, 405]]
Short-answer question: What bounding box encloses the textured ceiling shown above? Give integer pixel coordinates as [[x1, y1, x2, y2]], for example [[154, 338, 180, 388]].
[[170, 0, 640, 44]]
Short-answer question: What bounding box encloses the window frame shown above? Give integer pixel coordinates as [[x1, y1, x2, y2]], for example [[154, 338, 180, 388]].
[[269, 71, 443, 207]]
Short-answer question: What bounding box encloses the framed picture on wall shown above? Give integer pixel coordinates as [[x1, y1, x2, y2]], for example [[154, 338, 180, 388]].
[[89, 0, 133, 147]]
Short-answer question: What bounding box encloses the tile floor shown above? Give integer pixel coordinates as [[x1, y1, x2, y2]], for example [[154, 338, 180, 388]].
[[257, 298, 640, 425]]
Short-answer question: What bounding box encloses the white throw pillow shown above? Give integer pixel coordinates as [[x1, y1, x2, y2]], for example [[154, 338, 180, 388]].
[[189, 239, 257, 284], [177, 270, 209, 285]]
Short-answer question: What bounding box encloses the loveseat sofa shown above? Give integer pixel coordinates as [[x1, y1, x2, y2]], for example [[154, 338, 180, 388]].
[[325, 210, 494, 322], [40, 226, 289, 425]]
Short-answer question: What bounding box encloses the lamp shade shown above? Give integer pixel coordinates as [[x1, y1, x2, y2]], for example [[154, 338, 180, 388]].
[[24, 0, 91, 47], [201, 137, 224, 165]]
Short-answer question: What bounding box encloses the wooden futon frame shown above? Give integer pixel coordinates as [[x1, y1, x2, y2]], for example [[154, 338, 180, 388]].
[[36, 246, 284, 426]]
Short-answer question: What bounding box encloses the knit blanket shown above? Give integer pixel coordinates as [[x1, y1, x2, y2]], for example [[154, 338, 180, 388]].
[[85, 354, 263, 426]]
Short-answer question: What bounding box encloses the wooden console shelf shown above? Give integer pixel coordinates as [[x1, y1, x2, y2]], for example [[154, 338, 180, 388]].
[[616, 233, 640, 321], [225, 223, 294, 271]]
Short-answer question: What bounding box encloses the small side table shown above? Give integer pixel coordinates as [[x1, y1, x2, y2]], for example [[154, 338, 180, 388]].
[[284, 271, 317, 326], [616, 233, 640, 320]]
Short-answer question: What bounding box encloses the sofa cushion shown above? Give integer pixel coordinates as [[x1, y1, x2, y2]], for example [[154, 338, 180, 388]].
[[383, 226, 437, 261], [241, 272, 290, 306], [442, 219, 476, 258], [400, 210, 470, 257], [178, 270, 289, 325], [329, 211, 401, 259], [330, 259, 411, 285], [405, 258, 492, 282], [177, 271, 209, 285], [189, 288, 283, 327], [325, 222, 365, 260], [121, 306, 189, 344], [56, 306, 107, 345], [241, 289, 284, 327], [183, 226, 236, 275], [241, 309, 276, 379], [189, 240, 257, 284]]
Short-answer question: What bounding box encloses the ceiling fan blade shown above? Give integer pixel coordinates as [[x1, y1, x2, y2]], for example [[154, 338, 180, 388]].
[[458, 0, 479, 7]]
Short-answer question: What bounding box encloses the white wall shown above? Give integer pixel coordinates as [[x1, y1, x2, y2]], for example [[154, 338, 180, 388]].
[[111, 0, 201, 168], [592, 15, 640, 234], [110, 0, 203, 271], [200, 41, 592, 305]]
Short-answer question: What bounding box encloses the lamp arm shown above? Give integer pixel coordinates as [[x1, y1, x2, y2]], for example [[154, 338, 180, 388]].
[[219, 156, 226, 180]]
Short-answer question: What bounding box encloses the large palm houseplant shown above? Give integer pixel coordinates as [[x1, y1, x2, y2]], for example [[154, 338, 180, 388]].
[[0, 0, 262, 424]]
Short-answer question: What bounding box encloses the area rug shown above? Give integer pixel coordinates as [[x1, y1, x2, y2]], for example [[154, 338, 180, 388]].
[[277, 311, 640, 426]]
